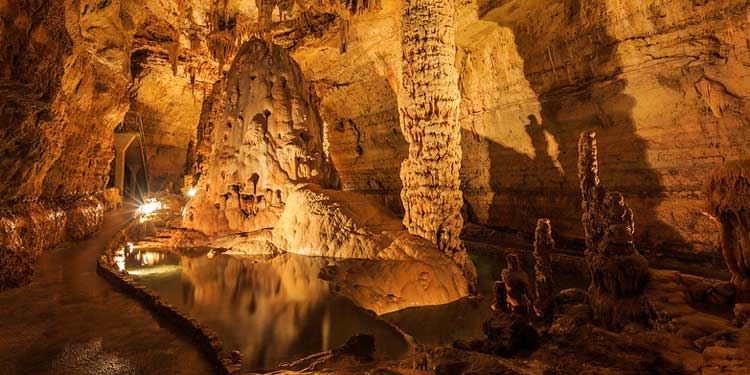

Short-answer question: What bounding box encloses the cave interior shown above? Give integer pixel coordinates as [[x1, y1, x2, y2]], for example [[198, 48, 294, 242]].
[[1, 1, 750, 374]]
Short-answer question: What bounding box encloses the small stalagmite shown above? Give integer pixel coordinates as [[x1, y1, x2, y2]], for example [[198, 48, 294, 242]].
[[706, 160, 750, 302], [533, 218, 555, 320], [578, 131, 649, 330], [501, 254, 533, 317]]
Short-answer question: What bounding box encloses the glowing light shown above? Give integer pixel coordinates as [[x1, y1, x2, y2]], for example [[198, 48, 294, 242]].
[[136, 198, 162, 222], [137, 199, 162, 215], [127, 242, 134, 254], [187, 187, 197, 197]]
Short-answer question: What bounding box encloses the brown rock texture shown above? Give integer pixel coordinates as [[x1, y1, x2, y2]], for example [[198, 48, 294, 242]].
[[706, 160, 750, 302], [292, 0, 750, 268], [0, 0, 132, 289], [183, 38, 334, 234], [398, 0, 476, 285], [532, 218, 555, 319], [579, 131, 650, 330]]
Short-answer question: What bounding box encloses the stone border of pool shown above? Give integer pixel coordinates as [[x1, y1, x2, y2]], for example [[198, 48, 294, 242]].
[[96, 219, 242, 375]]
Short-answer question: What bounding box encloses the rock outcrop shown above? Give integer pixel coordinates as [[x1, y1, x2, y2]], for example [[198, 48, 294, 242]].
[[398, 0, 476, 286], [0, 0, 132, 289], [183, 38, 334, 234], [292, 0, 750, 269], [579, 131, 650, 330], [706, 160, 750, 302]]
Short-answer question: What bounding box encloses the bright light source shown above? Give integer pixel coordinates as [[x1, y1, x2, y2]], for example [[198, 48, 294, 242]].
[[137, 199, 162, 215], [187, 187, 197, 197]]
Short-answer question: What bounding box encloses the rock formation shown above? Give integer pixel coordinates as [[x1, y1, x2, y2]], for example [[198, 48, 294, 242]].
[[533, 218, 555, 319], [183, 38, 334, 234], [0, 0, 131, 289], [500, 254, 533, 317], [578, 131, 650, 330], [706, 160, 750, 302], [398, 0, 476, 286]]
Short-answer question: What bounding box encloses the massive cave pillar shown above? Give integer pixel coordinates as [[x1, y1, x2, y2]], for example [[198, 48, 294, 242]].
[[398, 0, 476, 285], [579, 131, 649, 330], [706, 160, 750, 302]]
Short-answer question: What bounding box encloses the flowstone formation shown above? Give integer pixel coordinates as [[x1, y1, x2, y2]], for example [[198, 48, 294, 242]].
[[578, 131, 650, 330], [706, 160, 750, 302], [183, 38, 334, 234], [398, 0, 476, 286]]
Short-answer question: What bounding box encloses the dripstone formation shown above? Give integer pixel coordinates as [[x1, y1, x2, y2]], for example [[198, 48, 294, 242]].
[[706, 160, 750, 302], [184, 38, 333, 234], [578, 131, 650, 330], [398, 0, 476, 286], [533, 218, 555, 320]]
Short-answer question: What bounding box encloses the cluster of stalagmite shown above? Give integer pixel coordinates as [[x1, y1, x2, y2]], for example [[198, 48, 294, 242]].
[[706, 160, 750, 302], [183, 38, 333, 234], [398, 0, 475, 285], [578, 131, 650, 330]]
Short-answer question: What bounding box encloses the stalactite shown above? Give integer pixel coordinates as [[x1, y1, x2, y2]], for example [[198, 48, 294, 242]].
[[706, 160, 750, 302], [398, 0, 476, 289], [207, 30, 237, 72], [578, 131, 649, 331], [533, 218, 555, 320]]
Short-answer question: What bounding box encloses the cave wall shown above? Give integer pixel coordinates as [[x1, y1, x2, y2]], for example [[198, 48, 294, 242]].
[[292, 0, 750, 263], [0, 0, 133, 290]]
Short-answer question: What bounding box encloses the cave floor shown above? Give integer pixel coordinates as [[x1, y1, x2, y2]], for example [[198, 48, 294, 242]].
[[0, 209, 213, 375]]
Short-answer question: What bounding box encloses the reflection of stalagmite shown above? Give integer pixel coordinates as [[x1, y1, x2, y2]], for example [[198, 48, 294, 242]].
[[533, 218, 555, 319], [706, 160, 750, 302], [398, 0, 476, 286], [578, 131, 649, 330]]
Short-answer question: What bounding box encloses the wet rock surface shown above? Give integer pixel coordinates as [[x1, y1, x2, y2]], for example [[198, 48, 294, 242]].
[[0, 210, 213, 374]]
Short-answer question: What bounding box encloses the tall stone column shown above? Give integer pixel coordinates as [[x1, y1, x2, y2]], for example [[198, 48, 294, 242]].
[[398, 0, 476, 286]]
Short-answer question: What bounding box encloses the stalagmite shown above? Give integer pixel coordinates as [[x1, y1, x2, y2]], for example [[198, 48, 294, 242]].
[[501, 254, 533, 317], [578, 131, 649, 330], [183, 38, 332, 234], [398, 0, 476, 287], [706, 160, 750, 302], [533, 218, 555, 319]]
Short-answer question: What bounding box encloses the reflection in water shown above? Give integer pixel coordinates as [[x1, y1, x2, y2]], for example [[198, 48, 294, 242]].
[[125, 250, 410, 372]]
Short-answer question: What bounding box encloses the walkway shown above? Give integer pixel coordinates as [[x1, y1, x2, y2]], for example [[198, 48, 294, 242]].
[[0, 209, 214, 375]]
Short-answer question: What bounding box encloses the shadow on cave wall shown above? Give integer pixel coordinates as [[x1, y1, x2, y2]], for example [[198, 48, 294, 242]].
[[467, 1, 703, 270]]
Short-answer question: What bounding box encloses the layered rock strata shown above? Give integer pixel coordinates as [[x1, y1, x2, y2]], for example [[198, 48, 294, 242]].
[[398, 0, 476, 285]]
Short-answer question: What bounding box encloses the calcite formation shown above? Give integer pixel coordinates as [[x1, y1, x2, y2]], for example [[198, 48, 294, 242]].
[[533, 218, 555, 319], [706, 160, 750, 302], [500, 254, 533, 317], [183, 38, 333, 234], [578, 131, 650, 330], [398, 0, 476, 286]]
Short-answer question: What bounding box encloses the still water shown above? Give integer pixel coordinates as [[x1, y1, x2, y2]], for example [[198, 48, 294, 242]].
[[124, 250, 411, 372], [123, 247, 586, 372]]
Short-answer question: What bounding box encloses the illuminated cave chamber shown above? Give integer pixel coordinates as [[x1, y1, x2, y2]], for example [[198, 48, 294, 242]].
[[2, 0, 750, 374]]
